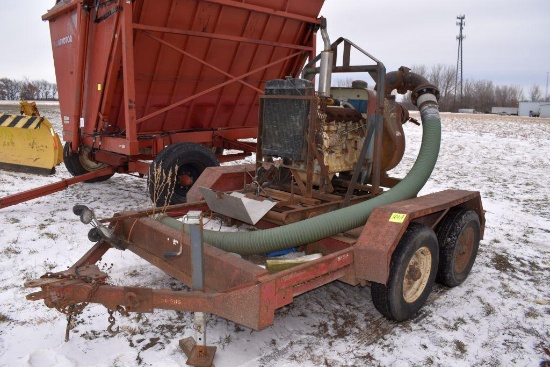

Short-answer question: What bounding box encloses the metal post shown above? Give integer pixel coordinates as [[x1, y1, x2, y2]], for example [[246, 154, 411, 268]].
[[184, 211, 216, 367]]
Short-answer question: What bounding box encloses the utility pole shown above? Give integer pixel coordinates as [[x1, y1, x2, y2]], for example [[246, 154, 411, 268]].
[[454, 15, 466, 108]]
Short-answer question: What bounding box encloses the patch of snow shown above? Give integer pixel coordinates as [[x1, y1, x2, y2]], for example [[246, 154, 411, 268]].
[[0, 104, 549, 366]]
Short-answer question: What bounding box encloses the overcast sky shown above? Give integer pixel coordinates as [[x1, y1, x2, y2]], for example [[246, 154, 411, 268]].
[[1, 0, 549, 96]]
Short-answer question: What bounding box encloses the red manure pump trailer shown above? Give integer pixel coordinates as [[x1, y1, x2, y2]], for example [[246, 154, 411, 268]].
[[21, 1, 484, 366]]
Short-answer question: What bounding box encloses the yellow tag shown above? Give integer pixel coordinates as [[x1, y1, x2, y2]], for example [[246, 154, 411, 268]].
[[389, 213, 407, 223], [97, 83, 102, 91]]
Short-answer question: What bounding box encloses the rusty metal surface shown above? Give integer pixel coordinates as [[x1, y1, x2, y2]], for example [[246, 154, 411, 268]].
[[454, 225, 475, 273], [24, 191, 482, 330], [381, 97, 406, 172], [264, 195, 369, 225], [256, 247, 354, 308], [26, 215, 356, 330], [118, 216, 268, 292], [187, 344, 217, 367], [354, 190, 484, 284], [180, 337, 217, 367]]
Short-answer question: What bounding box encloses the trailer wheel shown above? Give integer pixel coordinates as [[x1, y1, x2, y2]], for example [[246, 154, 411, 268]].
[[63, 143, 114, 183], [212, 147, 224, 155], [371, 223, 438, 321], [435, 209, 480, 287], [148, 142, 219, 206]]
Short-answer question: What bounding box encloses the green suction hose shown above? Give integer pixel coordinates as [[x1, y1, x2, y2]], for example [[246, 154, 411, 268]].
[[161, 92, 441, 255]]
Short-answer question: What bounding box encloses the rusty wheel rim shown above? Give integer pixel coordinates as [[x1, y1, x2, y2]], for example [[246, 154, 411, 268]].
[[454, 226, 474, 274], [403, 246, 432, 303]]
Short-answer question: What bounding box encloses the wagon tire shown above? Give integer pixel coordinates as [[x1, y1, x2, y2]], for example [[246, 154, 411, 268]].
[[63, 143, 113, 183], [371, 223, 439, 321], [435, 208, 480, 287], [212, 147, 224, 155], [148, 142, 219, 207]]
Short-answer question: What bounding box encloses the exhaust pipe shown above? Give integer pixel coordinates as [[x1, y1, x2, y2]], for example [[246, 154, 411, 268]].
[[317, 17, 333, 97]]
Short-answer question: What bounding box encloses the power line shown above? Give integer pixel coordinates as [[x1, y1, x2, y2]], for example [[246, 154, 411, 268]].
[[455, 15, 466, 107]]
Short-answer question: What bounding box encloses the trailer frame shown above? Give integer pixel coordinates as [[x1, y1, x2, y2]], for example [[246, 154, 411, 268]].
[[26, 186, 484, 331]]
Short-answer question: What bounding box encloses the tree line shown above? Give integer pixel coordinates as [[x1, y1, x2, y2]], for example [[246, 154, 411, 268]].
[[0, 77, 58, 101], [3, 67, 548, 112], [335, 64, 548, 113]]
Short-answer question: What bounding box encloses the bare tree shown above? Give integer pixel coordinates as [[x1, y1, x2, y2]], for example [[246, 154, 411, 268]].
[[0, 77, 58, 101], [51, 83, 58, 100], [35, 79, 50, 100], [411, 64, 427, 77], [510, 85, 523, 104], [458, 79, 474, 111], [0, 78, 20, 100], [495, 85, 511, 107], [19, 78, 39, 100], [528, 84, 542, 102], [431, 64, 456, 112], [332, 77, 356, 88], [473, 80, 495, 113], [428, 64, 444, 89]]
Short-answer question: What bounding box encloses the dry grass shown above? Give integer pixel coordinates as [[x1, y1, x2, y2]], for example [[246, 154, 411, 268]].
[[147, 161, 177, 215]]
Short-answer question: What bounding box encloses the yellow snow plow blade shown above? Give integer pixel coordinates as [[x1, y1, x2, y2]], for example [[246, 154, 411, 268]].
[[0, 114, 63, 175]]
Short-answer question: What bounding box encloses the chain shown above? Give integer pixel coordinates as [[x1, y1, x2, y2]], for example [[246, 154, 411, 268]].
[[107, 306, 129, 335], [107, 309, 118, 335], [40, 271, 133, 340], [41, 271, 106, 316]]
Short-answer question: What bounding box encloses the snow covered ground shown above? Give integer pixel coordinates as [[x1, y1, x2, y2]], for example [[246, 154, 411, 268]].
[[0, 102, 549, 366]]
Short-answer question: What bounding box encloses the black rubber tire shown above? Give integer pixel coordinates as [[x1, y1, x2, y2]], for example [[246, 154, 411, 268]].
[[212, 147, 224, 155], [63, 143, 113, 183], [148, 142, 219, 206], [435, 208, 480, 287], [371, 223, 439, 321]]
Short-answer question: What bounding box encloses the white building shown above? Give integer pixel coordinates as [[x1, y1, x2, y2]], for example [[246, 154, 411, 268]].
[[518, 102, 542, 117], [491, 107, 518, 115], [539, 103, 550, 118]]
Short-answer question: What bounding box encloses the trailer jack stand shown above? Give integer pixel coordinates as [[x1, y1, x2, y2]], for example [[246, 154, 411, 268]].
[[180, 335, 217, 367], [181, 212, 217, 367], [183, 312, 217, 367]]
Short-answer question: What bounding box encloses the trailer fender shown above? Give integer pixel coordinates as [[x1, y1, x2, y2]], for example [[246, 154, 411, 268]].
[[353, 190, 484, 285]]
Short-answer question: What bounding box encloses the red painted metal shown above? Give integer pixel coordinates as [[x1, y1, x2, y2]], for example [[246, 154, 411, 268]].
[[0, 167, 115, 209], [43, 0, 324, 163]]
